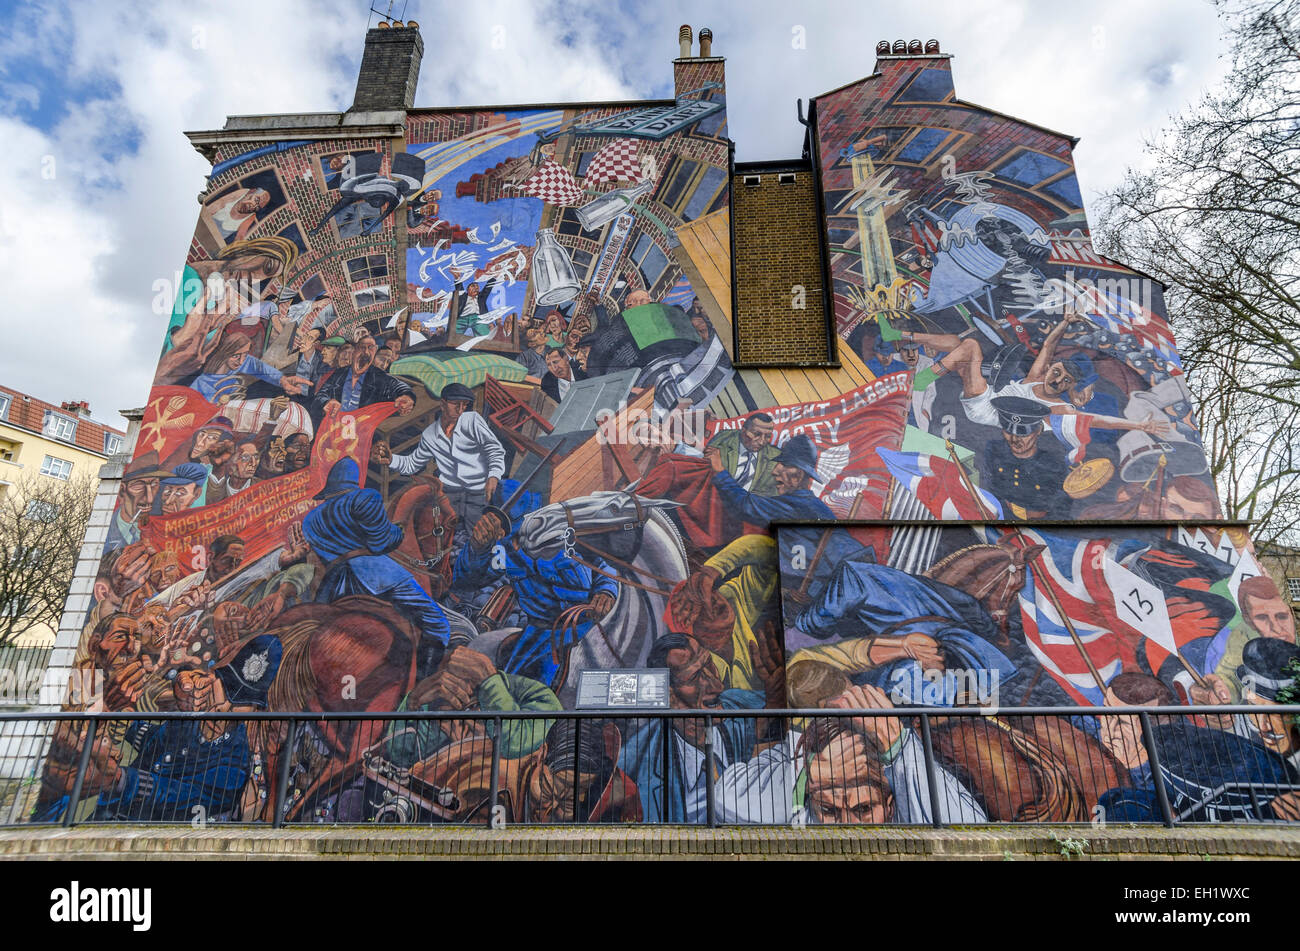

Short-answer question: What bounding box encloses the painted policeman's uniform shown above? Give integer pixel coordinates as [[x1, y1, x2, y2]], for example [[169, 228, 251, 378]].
[[455, 526, 618, 689]]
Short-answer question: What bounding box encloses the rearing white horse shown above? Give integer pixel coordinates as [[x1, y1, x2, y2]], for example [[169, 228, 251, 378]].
[[510, 491, 689, 707]]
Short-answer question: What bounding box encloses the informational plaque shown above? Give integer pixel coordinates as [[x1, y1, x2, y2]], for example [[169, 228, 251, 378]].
[[575, 668, 670, 709]]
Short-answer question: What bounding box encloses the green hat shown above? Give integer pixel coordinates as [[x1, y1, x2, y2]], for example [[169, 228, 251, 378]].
[[323, 336, 346, 347]]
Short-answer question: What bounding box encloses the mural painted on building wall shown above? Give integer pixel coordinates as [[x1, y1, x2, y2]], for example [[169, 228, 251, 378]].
[[35, 56, 1298, 826]]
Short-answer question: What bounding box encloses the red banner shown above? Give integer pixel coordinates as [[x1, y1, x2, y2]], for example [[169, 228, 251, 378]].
[[707, 371, 911, 518], [141, 402, 394, 572], [137, 387, 224, 463]]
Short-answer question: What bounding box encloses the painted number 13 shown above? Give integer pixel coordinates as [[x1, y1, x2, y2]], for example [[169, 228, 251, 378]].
[[1122, 587, 1154, 622]]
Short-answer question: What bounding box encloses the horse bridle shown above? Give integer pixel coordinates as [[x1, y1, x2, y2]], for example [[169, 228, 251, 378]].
[[559, 491, 647, 561], [965, 557, 1024, 627]]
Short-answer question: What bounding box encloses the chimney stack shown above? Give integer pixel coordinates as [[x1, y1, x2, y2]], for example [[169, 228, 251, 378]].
[[350, 21, 424, 112], [678, 24, 692, 58]]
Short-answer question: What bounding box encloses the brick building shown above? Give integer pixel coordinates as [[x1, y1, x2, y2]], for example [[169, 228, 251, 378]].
[[0, 387, 126, 649], [31, 22, 1298, 828]]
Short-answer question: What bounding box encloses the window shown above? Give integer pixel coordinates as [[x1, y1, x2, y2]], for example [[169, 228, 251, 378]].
[[569, 248, 595, 279], [895, 68, 956, 104], [995, 150, 1070, 188], [656, 157, 700, 211], [24, 499, 58, 523], [43, 411, 77, 443], [1287, 578, 1300, 601], [629, 233, 669, 292], [39, 455, 72, 480], [556, 208, 586, 238], [1042, 174, 1083, 208], [9, 546, 43, 567], [0, 394, 9, 420], [346, 254, 389, 283], [351, 285, 391, 309], [682, 166, 728, 221], [896, 128, 951, 164], [694, 107, 727, 139], [104, 432, 123, 455]]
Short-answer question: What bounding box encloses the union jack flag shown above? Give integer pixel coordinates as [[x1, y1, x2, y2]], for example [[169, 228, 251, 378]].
[[1006, 529, 1125, 706], [1072, 283, 1181, 369], [1003, 529, 1229, 705]]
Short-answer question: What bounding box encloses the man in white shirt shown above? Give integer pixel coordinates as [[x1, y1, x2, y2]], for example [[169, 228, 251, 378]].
[[372, 382, 506, 537]]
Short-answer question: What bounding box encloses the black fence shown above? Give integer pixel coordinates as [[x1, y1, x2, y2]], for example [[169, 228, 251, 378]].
[[2, 705, 1297, 829]]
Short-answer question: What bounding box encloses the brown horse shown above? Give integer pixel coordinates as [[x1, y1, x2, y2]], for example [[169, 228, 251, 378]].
[[386, 476, 457, 599], [245, 595, 420, 822], [924, 535, 1045, 641]]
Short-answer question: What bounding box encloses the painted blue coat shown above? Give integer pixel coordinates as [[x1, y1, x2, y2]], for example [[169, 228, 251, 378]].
[[302, 486, 450, 644]]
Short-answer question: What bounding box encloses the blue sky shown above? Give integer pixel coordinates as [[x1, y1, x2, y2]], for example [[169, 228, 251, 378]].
[[0, 0, 1232, 426]]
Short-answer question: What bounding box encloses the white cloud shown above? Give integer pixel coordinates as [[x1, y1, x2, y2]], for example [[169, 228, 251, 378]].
[[0, 0, 1235, 424]]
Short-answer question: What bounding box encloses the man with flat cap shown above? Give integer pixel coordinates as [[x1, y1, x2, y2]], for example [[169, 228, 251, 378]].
[[979, 396, 1070, 519], [372, 382, 506, 542], [302, 457, 451, 677], [158, 463, 209, 514], [107, 451, 173, 550]]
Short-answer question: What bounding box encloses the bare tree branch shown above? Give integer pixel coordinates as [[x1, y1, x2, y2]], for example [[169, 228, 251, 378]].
[[0, 473, 96, 647]]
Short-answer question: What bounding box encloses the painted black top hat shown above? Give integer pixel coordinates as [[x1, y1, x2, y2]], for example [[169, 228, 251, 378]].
[[1238, 636, 1300, 701]]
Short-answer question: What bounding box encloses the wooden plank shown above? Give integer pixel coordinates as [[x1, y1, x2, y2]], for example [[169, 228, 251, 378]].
[[758, 369, 800, 406]]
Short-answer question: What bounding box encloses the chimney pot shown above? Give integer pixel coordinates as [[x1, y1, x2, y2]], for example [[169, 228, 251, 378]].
[[925, 39, 941, 53], [377, 20, 389, 29], [698, 27, 712, 57], [876, 40, 891, 55], [678, 24, 692, 58], [908, 39, 922, 54], [407, 20, 419, 28], [892, 39, 907, 54]]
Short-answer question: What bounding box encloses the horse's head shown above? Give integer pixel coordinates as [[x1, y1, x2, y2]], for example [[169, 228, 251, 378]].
[[928, 536, 1045, 636], [515, 491, 679, 560], [986, 537, 1045, 632]]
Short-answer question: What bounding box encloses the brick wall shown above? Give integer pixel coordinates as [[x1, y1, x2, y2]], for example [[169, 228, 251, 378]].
[[351, 26, 423, 111], [732, 170, 830, 364]]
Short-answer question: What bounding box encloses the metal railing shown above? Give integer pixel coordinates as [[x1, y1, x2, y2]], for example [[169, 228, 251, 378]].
[[1, 705, 1297, 829], [0, 645, 52, 708]]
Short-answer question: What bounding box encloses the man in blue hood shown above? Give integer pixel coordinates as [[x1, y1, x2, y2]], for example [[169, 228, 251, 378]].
[[301, 457, 450, 677]]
